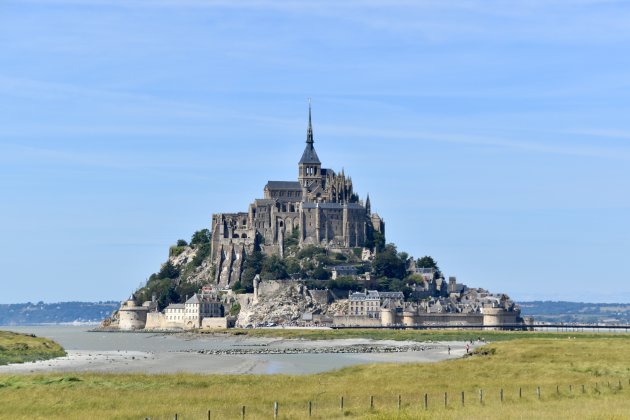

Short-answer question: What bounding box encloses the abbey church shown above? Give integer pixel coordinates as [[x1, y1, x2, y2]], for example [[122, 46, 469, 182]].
[[211, 105, 385, 287]]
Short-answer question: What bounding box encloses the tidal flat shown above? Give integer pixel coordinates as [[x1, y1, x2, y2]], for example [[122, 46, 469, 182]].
[[0, 326, 471, 375]]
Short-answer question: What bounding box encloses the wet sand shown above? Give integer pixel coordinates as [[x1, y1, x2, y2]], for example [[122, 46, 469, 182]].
[[0, 326, 479, 375], [0, 337, 474, 375]]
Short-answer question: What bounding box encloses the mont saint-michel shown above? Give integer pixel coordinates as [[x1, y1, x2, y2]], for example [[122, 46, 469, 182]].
[[104, 106, 526, 331]]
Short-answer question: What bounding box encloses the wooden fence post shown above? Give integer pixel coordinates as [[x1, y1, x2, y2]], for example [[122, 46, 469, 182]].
[[479, 389, 483, 404], [500, 388, 503, 402], [556, 385, 559, 395], [424, 393, 428, 410], [537, 386, 541, 400], [461, 391, 465, 406], [208, 409, 211, 420], [444, 392, 448, 408], [582, 384, 585, 394], [340, 396, 344, 410], [273, 401, 278, 419], [370, 395, 374, 409], [308, 401, 312, 417], [397, 394, 401, 410], [519, 387, 522, 399], [241, 405, 245, 419]]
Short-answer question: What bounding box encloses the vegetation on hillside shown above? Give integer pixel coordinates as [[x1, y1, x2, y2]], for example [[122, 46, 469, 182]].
[[0, 330, 65, 365], [132, 220, 445, 307], [133, 229, 215, 310], [2, 335, 630, 418]]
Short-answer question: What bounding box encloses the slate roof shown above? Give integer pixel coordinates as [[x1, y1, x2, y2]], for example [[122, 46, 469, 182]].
[[299, 143, 321, 164], [265, 181, 302, 190], [302, 202, 364, 210], [185, 294, 200, 304]]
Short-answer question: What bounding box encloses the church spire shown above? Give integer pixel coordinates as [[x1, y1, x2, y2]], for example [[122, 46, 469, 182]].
[[306, 98, 314, 145], [298, 99, 320, 165]]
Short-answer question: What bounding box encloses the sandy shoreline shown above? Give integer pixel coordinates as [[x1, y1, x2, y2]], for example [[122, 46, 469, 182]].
[[0, 335, 477, 375]]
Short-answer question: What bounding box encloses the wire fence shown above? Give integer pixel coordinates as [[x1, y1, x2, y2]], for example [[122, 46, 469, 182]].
[[146, 377, 630, 419]]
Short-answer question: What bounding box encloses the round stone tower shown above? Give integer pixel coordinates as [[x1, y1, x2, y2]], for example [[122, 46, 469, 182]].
[[381, 308, 395, 326]]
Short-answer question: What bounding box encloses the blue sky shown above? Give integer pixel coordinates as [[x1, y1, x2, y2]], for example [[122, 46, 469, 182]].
[[1, 0, 629, 303]]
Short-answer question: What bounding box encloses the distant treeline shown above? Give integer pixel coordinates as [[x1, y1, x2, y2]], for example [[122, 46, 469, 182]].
[[0, 301, 118, 326], [519, 301, 630, 324]]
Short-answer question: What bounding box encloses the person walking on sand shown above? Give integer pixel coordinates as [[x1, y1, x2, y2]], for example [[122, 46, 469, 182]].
[[465, 343, 470, 354], [448, 345, 451, 355]]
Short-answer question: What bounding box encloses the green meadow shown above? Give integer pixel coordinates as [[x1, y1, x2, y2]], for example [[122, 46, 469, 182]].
[[0, 330, 66, 366], [2, 330, 630, 418]]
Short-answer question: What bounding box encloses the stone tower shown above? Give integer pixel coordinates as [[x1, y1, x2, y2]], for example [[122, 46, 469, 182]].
[[298, 100, 322, 192]]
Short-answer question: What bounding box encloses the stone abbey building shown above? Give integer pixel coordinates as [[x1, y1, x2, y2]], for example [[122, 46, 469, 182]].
[[211, 106, 385, 287]]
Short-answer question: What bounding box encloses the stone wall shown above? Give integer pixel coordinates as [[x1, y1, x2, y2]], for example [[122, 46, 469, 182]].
[[332, 315, 381, 327], [145, 312, 164, 329], [201, 317, 235, 329], [309, 289, 331, 306]]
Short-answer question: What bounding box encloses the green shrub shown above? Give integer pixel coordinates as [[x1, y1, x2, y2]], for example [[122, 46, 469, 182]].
[[169, 246, 187, 257]]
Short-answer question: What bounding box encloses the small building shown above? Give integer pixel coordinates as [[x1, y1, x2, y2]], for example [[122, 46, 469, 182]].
[[184, 293, 223, 329], [164, 303, 185, 325], [348, 290, 405, 319], [415, 267, 436, 281], [331, 265, 359, 279], [349, 290, 381, 318]]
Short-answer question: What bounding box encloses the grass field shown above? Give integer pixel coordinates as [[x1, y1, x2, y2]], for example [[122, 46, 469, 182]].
[[0, 330, 66, 366], [210, 327, 629, 343], [2, 332, 630, 419]]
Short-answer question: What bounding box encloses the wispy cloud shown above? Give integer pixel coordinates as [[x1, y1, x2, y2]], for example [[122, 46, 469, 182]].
[[316, 123, 630, 161]]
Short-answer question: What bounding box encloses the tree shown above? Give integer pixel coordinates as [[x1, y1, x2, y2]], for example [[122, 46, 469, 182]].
[[176, 239, 188, 247], [157, 261, 180, 279], [365, 229, 386, 252], [284, 257, 301, 276], [261, 255, 288, 280], [372, 244, 406, 279], [191, 243, 211, 267], [329, 276, 361, 292], [175, 281, 199, 302], [190, 229, 211, 245], [158, 285, 180, 310], [416, 256, 439, 271], [312, 266, 331, 280], [243, 250, 265, 273], [405, 273, 425, 285]]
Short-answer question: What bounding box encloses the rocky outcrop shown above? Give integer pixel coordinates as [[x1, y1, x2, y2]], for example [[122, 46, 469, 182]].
[[236, 280, 339, 326]]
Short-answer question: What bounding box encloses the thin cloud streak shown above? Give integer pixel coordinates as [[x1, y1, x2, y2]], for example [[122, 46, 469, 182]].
[[317, 123, 630, 161]]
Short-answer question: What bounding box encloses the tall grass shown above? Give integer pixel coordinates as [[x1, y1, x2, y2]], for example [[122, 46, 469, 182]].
[[2, 335, 630, 418], [0, 330, 65, 365]]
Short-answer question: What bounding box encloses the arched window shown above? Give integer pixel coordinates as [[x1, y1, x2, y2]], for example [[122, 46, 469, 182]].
[[241, 233, 247, 239]]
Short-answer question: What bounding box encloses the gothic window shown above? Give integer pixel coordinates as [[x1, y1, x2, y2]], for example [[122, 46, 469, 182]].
[[241, 233, 247, 239]]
